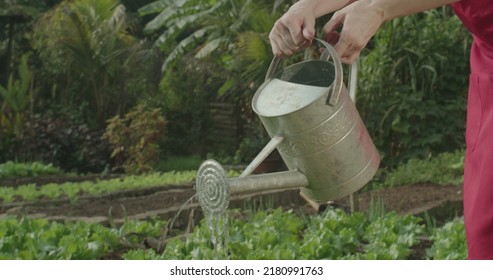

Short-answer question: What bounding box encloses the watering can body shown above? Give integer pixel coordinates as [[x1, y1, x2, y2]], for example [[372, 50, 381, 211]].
[[251, 40, 380, 201]]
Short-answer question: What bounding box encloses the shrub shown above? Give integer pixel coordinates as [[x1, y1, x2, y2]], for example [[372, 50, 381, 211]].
[[104, 103, 167, 174], [358, 8, 471, 168], [11, 113, 111, 173]]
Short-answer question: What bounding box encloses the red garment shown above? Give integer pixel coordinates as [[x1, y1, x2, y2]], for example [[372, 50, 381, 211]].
[[452, 0, 493, 259]]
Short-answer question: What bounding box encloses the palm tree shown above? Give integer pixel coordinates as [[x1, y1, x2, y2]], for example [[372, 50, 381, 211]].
[[33, 0, 149, 127]]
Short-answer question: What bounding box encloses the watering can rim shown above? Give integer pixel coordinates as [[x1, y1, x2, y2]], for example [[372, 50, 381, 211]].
[[252, 39, 357, 118]]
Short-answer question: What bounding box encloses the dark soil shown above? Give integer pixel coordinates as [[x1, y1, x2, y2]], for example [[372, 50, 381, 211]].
[[0, 174, 463, 229]]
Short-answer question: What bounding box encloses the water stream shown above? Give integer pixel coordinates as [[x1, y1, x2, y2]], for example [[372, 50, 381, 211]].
[[195, 159, 231, 259], [168, 193, 198, 232]]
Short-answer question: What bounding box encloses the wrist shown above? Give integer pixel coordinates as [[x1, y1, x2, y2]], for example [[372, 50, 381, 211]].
[[367, 0, 389, 22], [293, 0, 355, 18]]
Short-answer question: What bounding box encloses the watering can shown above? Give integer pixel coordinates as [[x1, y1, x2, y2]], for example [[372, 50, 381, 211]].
[[196, 39, 380, 216]]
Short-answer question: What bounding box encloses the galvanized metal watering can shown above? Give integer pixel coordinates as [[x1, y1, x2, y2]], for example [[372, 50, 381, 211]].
[[196, 39, 380, 216]]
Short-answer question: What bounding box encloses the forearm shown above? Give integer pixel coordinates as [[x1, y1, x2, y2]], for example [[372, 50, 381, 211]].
[[371, 0, 460, 21], [291, 0, 357, 18]]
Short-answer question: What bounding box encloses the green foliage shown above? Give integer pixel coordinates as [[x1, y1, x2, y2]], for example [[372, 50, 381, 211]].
[[0, 209, 466, 260], [367, 195, 387, 222], [142, 0, 276, 158], [104, 104, 167, 174], [358, 8, 470, 168], [0, 161, 61, 180], [0, 1, 59, 87], [160, 207, 429, 260], [123, 248, 164, 260], [0, 54, 32, 127], [368, 150, 464, 190], [426, 218, 467, 260], [353, 214, 424, 259], [157, 56, 217, 157], [228, 208, 304, 260], [232, 122, 270, 164], [0, 0, 59, 16], [300, 209, 367, 259], [0, 54, 34, 161], [32, 0, 152, 128], [0, 217, 167, 260], [139, 0, 274, 72]]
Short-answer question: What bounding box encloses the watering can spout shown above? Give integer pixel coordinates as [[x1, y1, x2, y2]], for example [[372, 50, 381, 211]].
[[196, 159, 308, 216]]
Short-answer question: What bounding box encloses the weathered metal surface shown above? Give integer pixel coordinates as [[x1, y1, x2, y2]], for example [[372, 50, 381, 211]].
[[251, 40, 380, 201], [196, 40, 380, 215]]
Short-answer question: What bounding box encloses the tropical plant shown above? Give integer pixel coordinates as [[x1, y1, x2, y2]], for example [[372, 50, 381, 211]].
[[139, 0, 276, 91], [0, 54, 35, 162], [32, 0, 152, 128], [0, 54, 33, 137], [357, 8, 471, 168], [140, 0, 278, 158], [0, 0, 62, 86]]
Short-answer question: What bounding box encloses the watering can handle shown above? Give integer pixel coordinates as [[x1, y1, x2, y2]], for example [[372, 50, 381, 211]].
[[265, 38, 358, 105]]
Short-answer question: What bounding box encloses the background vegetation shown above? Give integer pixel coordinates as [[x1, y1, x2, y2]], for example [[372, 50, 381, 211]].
[[1, 0, 471, 176]]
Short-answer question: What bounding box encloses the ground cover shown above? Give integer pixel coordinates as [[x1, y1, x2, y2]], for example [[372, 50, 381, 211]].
[[0, 152, 466, 259]]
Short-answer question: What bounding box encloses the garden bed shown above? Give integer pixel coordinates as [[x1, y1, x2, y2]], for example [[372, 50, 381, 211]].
[[0, 172, 466, 260], [1, 174, 463, 229]]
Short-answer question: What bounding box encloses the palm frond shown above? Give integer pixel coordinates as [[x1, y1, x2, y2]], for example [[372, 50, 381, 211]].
[[138, 0, 174, 16], [195, 37, 228, 59], [162, 27, 210, 71], [237, 31, 269, 62]]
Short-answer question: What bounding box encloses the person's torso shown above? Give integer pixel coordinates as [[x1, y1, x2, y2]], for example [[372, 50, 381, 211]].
[[452, 0, 493, 75]]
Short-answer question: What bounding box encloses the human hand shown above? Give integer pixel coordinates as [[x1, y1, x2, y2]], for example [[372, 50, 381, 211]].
[[268, 1, 316, 57], [324, 1, 386, 63]]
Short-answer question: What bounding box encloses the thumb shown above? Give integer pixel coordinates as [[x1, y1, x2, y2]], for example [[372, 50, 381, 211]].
[[302, 16, 316, 41]]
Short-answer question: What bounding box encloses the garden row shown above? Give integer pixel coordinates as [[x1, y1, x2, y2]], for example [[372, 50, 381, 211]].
[[0, 171, 199, 204], [0, 151, 466, 260], [0, 150, 464, 204], [0, 207, 466, 260]]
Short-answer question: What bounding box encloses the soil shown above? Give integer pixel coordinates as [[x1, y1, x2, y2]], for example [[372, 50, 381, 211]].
[[0, 174, 464, 230]]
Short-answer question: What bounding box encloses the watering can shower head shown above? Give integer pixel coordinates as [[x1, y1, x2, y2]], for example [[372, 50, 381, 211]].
[[196, 159, 231, 216]]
